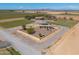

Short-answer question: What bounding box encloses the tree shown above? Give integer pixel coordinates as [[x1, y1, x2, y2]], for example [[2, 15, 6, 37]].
[[25, 16, 31, 20], [23, 10, 25, 13], [27, 27, 35, 34], [63, 17, 67, 20], [9, 10, 14, 12], [25, 15, 35, 20], [22, 25, 26, 30], [39, 33, 43, 37], [64, 11, 68, 15], [52, 16, 57, 21], [70, 17, 73, 21], [47, 15, 53, 20]]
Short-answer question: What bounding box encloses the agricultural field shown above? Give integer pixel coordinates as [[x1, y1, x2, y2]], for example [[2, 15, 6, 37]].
[[0, 19, 32, 28], [0, 10, 78, 28], [0, 10, 50, 20], [0, 11, 27, 20], [52, 19, 78, 28]]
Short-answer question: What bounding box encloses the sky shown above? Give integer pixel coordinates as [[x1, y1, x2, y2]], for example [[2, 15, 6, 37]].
[[0, 3, 79, 10]]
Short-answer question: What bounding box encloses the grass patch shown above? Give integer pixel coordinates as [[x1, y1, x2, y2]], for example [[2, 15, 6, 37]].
[[6, 47, 21, 55], [0, 19, 32, 28], [0, 13, 27, 20], [52, 19, 78, 28]]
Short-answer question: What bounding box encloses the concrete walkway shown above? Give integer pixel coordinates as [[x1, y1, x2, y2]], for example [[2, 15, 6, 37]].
[[0, 30, 41, 55]]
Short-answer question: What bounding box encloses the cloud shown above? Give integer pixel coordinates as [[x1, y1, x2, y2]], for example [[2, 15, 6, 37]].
[[67, 5, 79, 10]]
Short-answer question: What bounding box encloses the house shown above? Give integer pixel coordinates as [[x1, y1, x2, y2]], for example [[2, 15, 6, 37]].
[[34, 17, 48, 25]]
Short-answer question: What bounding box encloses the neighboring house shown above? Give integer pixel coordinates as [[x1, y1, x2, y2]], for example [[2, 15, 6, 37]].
[[34, 17, 48, 25]]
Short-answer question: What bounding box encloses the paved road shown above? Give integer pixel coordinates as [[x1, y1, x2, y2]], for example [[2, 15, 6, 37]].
[[6, 26, 69, 50], [39, 26, 69, 48], [0, 25, 69, 54], [0, 18, 24, 23], [0, 30, 41, 55]]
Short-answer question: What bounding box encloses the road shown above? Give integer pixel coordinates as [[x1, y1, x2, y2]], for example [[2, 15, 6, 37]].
[[0, 18, 24, 23], [39, 26, 69, 48], [0, 26, 69, 55], [6, 26, 69, 50], [0, 30, 41, 55]]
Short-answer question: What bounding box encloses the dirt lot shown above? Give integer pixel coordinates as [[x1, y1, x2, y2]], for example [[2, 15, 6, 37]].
[[46, 11, 79, 21], [46, 23, 79, 55]]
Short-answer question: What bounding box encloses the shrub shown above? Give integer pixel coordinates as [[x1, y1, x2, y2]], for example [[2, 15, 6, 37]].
[[27, 27, 35, 34], [22, 25, 26, 30]]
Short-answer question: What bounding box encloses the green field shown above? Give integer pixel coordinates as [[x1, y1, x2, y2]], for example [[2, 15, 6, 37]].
[[0, 19, 78, 28], [0, 10, 26, 20], [0, 10, 50, 20], [52, 19, 78, 28], [0, 10, 78, 28], [0, 19, 32, 28], [1, 10, 79, 20], [0, 13, 28, 20]]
